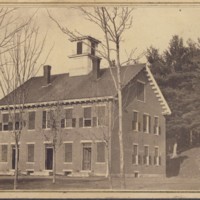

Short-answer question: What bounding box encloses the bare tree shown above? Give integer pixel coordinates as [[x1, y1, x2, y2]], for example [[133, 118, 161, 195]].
[[0, 19, 49, 190], [42, 102, 65, 184], [48, 7, 134, 189]]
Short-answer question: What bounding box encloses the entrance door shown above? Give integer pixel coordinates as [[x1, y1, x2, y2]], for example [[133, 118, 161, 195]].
[[12, 147, 15, 170], [82, 143, 92, 171], [45, 147, 53, 170], [12, 146, 19, 170]]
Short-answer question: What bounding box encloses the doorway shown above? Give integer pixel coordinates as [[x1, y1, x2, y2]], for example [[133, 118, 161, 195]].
[[12, 146, 19, 170], [45, 147, 53, 170], [82, 143, 92, 171]]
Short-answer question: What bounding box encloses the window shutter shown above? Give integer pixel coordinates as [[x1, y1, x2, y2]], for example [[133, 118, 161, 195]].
[[149, 116, 151, 133], [42, 111, 46, 129], [159, 156, 161, 165], [143, 115, 146, 132], [72, 118, 76, 128], [159, 126, 161, 135], [149, 155, 152, 165], [154, 156, 156, 165], [132, 155, 136, 164], [154, 126, 156, 134], [93, 117, 97, 127], [143, 155, 146, 165], [79, 118, 83, 127], [138, 155, 142, 165], [138, 122, 141, 132], [132, 121, 136, 130], [0, 123, 2, 131]]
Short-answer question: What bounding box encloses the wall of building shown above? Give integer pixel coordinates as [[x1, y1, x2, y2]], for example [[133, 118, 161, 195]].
[[111, 69, 167, 177], [0, 101, 110, 176]]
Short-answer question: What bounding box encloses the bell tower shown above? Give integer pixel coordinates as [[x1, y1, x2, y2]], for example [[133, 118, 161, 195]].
[[68, 36, 101, 76]]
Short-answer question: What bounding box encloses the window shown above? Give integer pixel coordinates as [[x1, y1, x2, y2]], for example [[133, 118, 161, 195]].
[[137, 81, 145, 102], [132, 144, 138, 165], [143, 114, 151, 133], [91, 42, 95, 55], [154, 147, 161, 166], [83, 107, 92, 127], [64, 143, 72, 163], [2, 113, 9, 131], [28, 111, 35, 130], [97, 106, 106, 126], [27, 144, 34, 163], [42, 111, 50, 129], [154, 116, 161, 135], [96, 142, 105, 163], [132, 111, 140, 131], [1, 145, 8, 162], [143, 146, 149, 165], [61, 108, 76, 129], [77, 41, 82, 54]]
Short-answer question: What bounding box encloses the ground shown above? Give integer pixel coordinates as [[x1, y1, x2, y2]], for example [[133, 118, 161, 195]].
[[1, 147, 200, 191]]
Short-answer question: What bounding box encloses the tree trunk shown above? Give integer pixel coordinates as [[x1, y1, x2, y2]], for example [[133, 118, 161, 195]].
[[116, 42, 125, 189], [171, 142, 177, 158], [14, 142, 19, 190], [53, 146, 56, 184]]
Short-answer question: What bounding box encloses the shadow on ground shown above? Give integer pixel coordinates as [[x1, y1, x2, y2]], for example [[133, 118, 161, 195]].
[[166, 155, 188, 177]]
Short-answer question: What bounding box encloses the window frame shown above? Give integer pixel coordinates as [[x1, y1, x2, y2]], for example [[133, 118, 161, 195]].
[[132, 143, 138, 165], [143, 113, 151, 134], [27, 143, 35, 163], [132, 110, 139, 132], [28, 111, 36, 131], [61, 107, 74, 129], [64, 142, 73, 164], [77, 41, 83, 55], [96, 104, 106, 127], [0, 144, 8, 163], [154, 146, 160, 166], [154, 116, 160, 135], [144, 145, 149, 166], [83, 106, 92, 128], [96, 141, 106, 164], [136, 80, 145, 102]]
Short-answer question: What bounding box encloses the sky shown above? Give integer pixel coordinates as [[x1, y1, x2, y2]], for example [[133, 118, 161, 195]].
[[1, 5, 200, 99], [14, 6, 200, 77]]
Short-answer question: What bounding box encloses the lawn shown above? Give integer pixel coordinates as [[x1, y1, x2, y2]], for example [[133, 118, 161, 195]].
[[0, 175, 200, 191]]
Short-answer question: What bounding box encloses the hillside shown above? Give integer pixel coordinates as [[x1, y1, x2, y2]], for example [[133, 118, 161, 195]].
[[167, 147, 200, 177]]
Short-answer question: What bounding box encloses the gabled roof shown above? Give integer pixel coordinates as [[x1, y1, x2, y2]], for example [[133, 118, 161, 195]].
[[0, 63, 171, 115], [0, 64, 145, 105]]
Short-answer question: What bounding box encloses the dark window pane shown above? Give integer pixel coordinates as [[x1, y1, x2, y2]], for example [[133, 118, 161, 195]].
[[84, 107, 91, 118], [0, 123, 2, 131], [137, 81, 145, 101], [97, 142, 105, 162], [72, 118, 76, 128], [91, 42, 95, 55], [77, 42, 82, 54], [84, 119, 91, 127], [42, 111, 46, 129]]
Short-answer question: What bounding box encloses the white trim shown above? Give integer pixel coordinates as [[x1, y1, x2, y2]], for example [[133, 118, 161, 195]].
[[82, 105, 92, 108], [0, 96, 114, 110], [80, 140, 93, 143], [26, 162, 35, 164], [63, 141, 73, 144], [145, 66, 171, 115], [0, 143, 8, 145], [95, 140, 106, 143], [26, 142, 35, 145], [95, 103, 107, 107], [43, 141, 52, 144]]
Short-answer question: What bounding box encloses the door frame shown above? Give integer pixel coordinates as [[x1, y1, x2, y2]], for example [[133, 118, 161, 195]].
[[44, 143, 53, 171], [81, 142, 92, 171], [11, 144, 19, 170]]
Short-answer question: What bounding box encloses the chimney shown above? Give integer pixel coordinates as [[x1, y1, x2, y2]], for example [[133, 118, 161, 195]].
[[92, 57, 101, 80], [43, 65, 51, 85]]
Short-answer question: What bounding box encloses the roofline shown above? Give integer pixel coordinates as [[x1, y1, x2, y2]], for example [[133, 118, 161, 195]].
[[0, 96, 114, 110], [69, 36, 101, 44], [145, 65, 171, 115]]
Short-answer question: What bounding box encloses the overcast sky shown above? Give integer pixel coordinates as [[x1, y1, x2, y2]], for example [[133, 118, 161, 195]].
[[14, 6, 200, 77]]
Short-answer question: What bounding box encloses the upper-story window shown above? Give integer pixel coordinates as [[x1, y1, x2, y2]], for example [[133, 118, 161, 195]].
[[132, 144, 138, 165], [42, 110, 50, 129], [83, 107, 92, 127], [132, 111, 140, 131], [143, 145, 149, 165], [61, 108, 76, 128], [77, 41, 83, 54], [154, 147, 161, 166], [137, 81, 145, 102], [154, 116, 161, 135], [28, 111, 35, 130], [143, 114, 151, 133], [91, 42, 95, 56], [2, 113, 9, 131]]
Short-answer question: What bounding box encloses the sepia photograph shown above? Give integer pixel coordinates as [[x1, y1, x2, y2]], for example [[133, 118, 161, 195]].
[[0, 1, 199, 198]]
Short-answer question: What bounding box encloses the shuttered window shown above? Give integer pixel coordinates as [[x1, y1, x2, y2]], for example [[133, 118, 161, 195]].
[[97, 106, 106, 126], [83, 107, 92, 127], [132, 111, 138, 131], [143, 114, 151, 133], [27, 144, 34, 162], [96, 142, 105, 163], [1, 145, 8, 162], [132, 144, 138, 165], [65, 143, 72, 163], [3, 114, 9, 131]]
